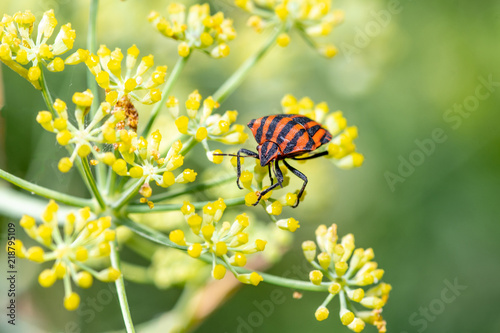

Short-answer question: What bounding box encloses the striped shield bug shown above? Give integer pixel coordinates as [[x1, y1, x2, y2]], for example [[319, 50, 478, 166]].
[[218, 114, 332, 207]]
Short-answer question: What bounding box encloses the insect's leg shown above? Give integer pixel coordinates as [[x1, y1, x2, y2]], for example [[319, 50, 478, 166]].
[[274, 159, 284, 188], [236, 149, 259, 189], [268, 163, 274, 186], [291, 151, 329, 161], [282, 159, 307, 208], [254, 161, 283, 206]]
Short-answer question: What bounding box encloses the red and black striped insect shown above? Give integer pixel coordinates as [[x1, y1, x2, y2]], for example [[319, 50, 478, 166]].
[[219, 114, 332, 207]]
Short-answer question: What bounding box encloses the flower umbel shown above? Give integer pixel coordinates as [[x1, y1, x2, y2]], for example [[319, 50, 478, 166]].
[[36, 91, 122, 173], [303, 224, 391, 332], [112, 128, 197, 207], [281, 94, 364, 169], [0, 9, 76, 87], [170, 198, 266, 285], [148, 3, 236, 58], [171, 90, 249, 162], [236, 0, 343, 57], [66, 44, 167, 106], [10, 200, 120, 311]]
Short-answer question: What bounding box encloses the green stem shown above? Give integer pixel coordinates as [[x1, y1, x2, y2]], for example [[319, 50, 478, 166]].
[[120, 215, 328, 292], [87, 0, 99, 117], [39, 67, 56, 115], [256, 270, 328, 292], [141, 55, 190, 137], [110, 241, 136, 333], [116, 216, 187, 251], [320, 293, 335, 308], [146, 174, 236, 202], [81, 157, 106, 210], [296, 24, 318, 49], [212, 26, 282, 104], [0, 168, 93, 208], [179, 137, 197, 156], [87, 0, 107, 190], [105, 165, 116, 196], [125, 197, 245, 214], [119, 212, 332, 293], [112, 178, 145, 211]]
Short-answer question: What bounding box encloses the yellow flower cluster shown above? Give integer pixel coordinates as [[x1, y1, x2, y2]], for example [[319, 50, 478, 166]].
[[0, 10, 75, 87], [148, 3, 236, 58], [236, 0, 343, 56], [171, 90, 248, 161], [238, 159, 304, 228], [36, 91, 122, 173], [10, 200, 120, 311], [302, 224, 390, 332], [36, 89, 197, 206], [113, 129, 197, 207], [169, 198, 266, 285], [281, 94, 364, 169], [65, 44, 167, 105]]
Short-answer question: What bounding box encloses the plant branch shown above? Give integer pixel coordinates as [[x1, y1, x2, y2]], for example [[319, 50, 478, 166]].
[[111, 241, 136, 333], [146, 174, 236, 202], [119, 215, 329, 292], [0, 168, 92, 208], [212, 26, 282, 104], [116, 216, 187, 251], [111, 178, 145, 211], [81, 157, 106, 210], [124, 197, 245, 214], [87, 0, 100, 118], [141, 55, 191, 137]]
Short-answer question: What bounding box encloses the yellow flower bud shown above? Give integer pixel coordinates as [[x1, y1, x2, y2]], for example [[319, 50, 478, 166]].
[[38, 269, 57, 288], [76, 271, 93, 288], [74, 246, 88, 261], [231, 252, 247, 267], [178, 42, 190, 57], [340, 309, 355, 325], [309, 270, 323, 285], [212, 264, 226, 280], [335, 261, 348, 276], [28, 66, 41, 81], [347, 318, 365, 332], [214, 241, 227, 256], [328, 282, 341, 294], [237, 272, 263, 286], [318, 252, 331, 270], [315, 307, 329, 321], [244, 192, 258, 206], [201, 224, 215, 240], [72, 90, 93, 107], [129, 166, 144, 178], [102, 152, 116, 166], [277, 33, 290, 47], [26, 246, 45, 262], [20, 215, 36, 229], [195, 127, 208, 141], [53, 117, 67, 131], [64, 292, 80, 311], [266, 201, 282, 215], [188, 243, 203, 258], [175, 116, 189, 134], [169, 229, 186, 245]]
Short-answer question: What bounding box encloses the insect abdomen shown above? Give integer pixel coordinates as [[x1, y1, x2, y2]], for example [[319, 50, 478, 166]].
[[248, 114, 332, 156]]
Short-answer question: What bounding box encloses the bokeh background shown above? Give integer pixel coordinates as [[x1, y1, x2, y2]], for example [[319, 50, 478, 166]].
[[1, 0, 499, 332]]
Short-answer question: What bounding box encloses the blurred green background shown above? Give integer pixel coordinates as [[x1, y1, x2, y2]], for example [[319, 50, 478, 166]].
[[1, 0, 499, 332]]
